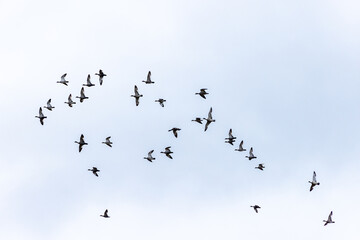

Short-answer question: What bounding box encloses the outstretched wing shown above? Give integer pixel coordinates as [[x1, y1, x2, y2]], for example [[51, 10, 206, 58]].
[[313, 171, 317, 182], [106, 136, 111, 141], [39, 107, 44, 117], [68, 94, 73, 101], [80, 87, 85, 97], [328, 211, 333, 222], [147, 71, 151, 81], [208, 107, 213, 119], [61, 73, 67, 79], [134, 85, 139, 95], [87, 74, 91, 84]]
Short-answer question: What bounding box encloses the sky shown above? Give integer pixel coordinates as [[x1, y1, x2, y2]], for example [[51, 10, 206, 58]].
[[1, 0, 360, 239]]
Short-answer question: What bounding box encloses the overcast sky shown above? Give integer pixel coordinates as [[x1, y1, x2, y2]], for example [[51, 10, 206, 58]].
[[1, 0, 360, 239]]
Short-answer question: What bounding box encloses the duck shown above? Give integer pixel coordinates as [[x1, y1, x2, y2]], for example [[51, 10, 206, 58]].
[[144, 150, 155, 162], [57, 73, 69, 86], [83, 74, 95, 87], [191, 118, 203, 124], [255, 164, 265, 171], [308, 171, 320, 192], [131, 85, 143, 106], [225, 128, 236, 145], [161, 146, 173, 159], [64, 94, 76, 107], [168, 128, 181, 138], [102, 136, 113, 147], [44, 99, 55, 111], [35, 107, 47, 125], [142, 71, 154, 84], [245, 147, 257, 160], [100, 209, 110, 218], [203, 107, 215, 131], [250, 205, 261, 213], [235, 140, 246, 152], [88, 167, 100, 177], [323, 211, 335, 226], [76, 87, 89, 103], [155, 98, 166, 107], [95, 69, 107, 86], [74, 134, 88, 152], [195, 88, 208, 99]]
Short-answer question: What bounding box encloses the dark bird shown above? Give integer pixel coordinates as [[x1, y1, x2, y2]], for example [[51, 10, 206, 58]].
[[308, 171, 320, 192], [102, 136, 113, 147], [255, 163, 265, 171], [131, 85, 143, 106], [161, 146, 173, 159], [251, 205, 261, 213], [203, 107, 215, 131], [246, 147, 257, 160], [195, 88, 208, 99], [88, 167, 100, 177], [64, 94, 76, 107], [225, 128, 236, 145], [192, 118, 203, 124], [142, 71, 154, 84], [155, 98, 166, 107], [95, 69, 107, 85], [35, 107, 47, 125], [44, 99, 55, 111], [235, 140, 246, 152], [83, 74, 95, 87], [168, 128, 181, 138], [323, 211, 335, 226], [100, 209, 110, 218], [57, 73, 68, 86], [75, 134, 88, 152], [76, 87, 89, 103], [144, 150, 155, 162]]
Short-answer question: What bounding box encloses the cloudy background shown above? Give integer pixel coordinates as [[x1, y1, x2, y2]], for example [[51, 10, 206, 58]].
[[1, 0, 360, 239]]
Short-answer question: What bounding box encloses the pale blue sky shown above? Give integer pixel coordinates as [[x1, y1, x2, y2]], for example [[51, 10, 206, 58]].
[[1, 0, 360, 239]]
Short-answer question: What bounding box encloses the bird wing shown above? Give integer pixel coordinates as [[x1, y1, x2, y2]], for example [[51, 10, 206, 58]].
[[134, 85, 139, 94], [328, 211, 333, 221], [135, 97, 139, 106], [87, 74, 91, 84], [249, 147, 254, 157], [61, 73, 67, 80], [240, 140, 244, 148], [106, 136, 111, 141], [313, 171, 317, 182], [80, 87, 85, 97], [229, 129, 233, 138], [204, 121, 210, 131], [47, 99, 52, 106], [208, 107, 213, 119], [68, 94, 73, 101], [39, 107, 44, 117], [165, 146, 171, 151], [147, 71, 151, 82]]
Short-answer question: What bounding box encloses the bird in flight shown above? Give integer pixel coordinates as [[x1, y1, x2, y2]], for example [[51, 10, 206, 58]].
[[95, 69, 107, 86], [255, 163, 265, 171], [44, 99, 55, 111], [144, 150, 156, 162], [246, 147, 257, 160], [323, 211, 335, 226], [168, 128, 181, 138], [191, 118, 203, 124], [35, 107, 47, 125], [195, 88, 208, 99], [203, 107, 215, 131], [75, 134, 88, 152], [64, 94, 76, 107], [83, 74, 95, 87], [102, 136, 113, 147], [250, 205, 261, 213], [131, 85, 143, 106], [57, 73, 69, 86], [100, 209, 110, 218], [235, 140, 246, 152], [76, 87, 89, 103], [155, 98, 166, 107], [308, 171, 320, 192], [142, 71, 154, 84], [161, 146, 173, 159], [225, 128, 236, 145], [88, 167, 100, 177]]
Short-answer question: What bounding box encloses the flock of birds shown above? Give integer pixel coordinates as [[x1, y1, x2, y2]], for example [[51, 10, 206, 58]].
[[35, 70, 335, 225]]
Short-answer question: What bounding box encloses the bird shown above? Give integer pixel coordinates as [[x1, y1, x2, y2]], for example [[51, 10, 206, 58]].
[[161, 146, 173, 159], [246, 147, 257, 160], [44, 99, 55, 111], [75, 134, 88, 152], [57, 73, 69, 86], [76, 87, 89, 103], [323, 211, 335, 226], [235, 140, 246, 152], [225, 128, 236, 145], [195, 88, 208, 99], [95, 69, 107, 86], [83, 74, 95, 87], [191, 118, 203, 124], [308, 171, 320, 192], [100, 209, 110, 218], [203, 107, 215, 131], [64, 94, 76, 107], [131, 85, 143, 106], [155, 98, 166, 107], [88, 167, 100, 177], [35, 107, 47, 125], [144, 150, 155, 162], [255, 164, 265, 171], [102, 136, 113, 147], [250, 205, 261, 213], [168, 128, 181, 138], [142, 71, 154, 84]]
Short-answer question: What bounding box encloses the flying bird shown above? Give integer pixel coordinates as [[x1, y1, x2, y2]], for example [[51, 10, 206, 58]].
[[95, 69, 107, 85], [64, 94, 76, 107], [323, 211, 335, 226], [203, 107, 215, 131], [83, 74, 95, 87], [235, 140, 246, 152], [251, 205, 261, 213], [57, 73, 69, 86], [76, 87, 89, 103], [142, 71, 154, 84], [161, 146, 173, 159], [168, 128, 181, 138], [255, 164, 265, 171], [246, 147, 257, 160], [100, 209, 110, 218], [44, 99, 55, 111], [131, 85, 143, 106], [88, 167, 100, 177], [102, 136, 113, 147], [35, 107, 47, 125], [75, 134, 88, 152], [191, 118, 203, 124], [144, 150, 156, 162], [308, 171, 320, 192], [195, 88, 208, 99], [155, 98, 166, 107], [225, 128, 236, 145]]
